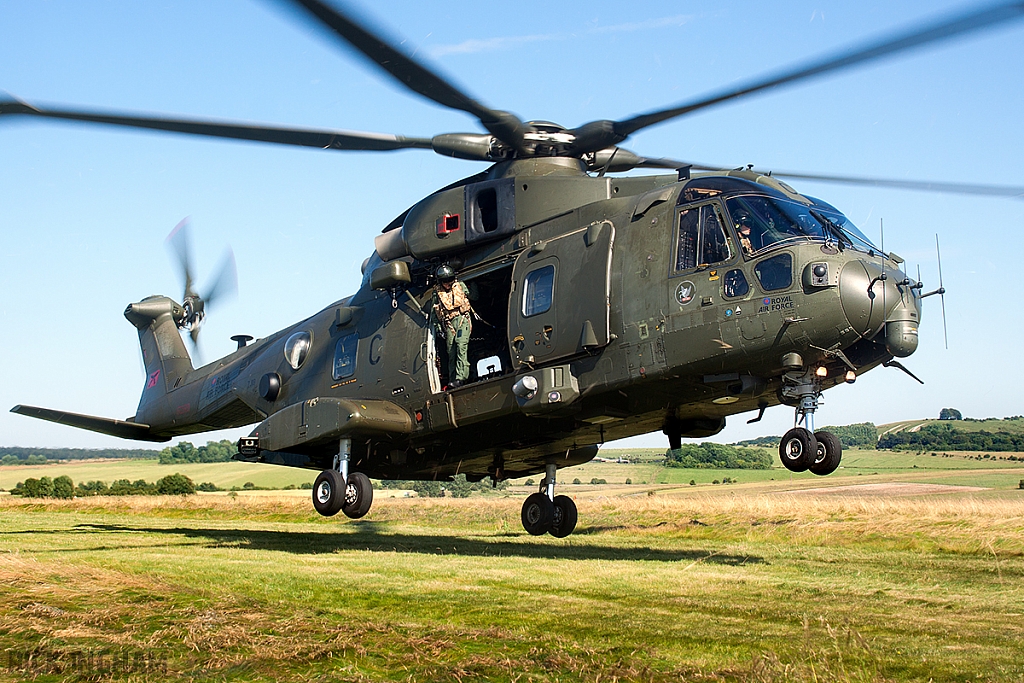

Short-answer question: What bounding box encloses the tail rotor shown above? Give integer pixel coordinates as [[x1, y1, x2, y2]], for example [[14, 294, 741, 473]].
[[165, 217, 238, 358]]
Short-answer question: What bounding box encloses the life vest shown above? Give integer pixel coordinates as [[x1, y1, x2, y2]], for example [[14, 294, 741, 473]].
[[435, 282, 471, 318]]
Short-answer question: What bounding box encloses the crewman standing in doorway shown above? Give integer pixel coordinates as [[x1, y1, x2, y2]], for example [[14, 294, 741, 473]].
[[430, 264, 472, 388]]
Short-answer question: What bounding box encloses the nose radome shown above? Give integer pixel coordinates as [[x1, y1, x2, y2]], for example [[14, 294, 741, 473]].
[[838, 260, 886, 336], [839, 259, 920, 357]]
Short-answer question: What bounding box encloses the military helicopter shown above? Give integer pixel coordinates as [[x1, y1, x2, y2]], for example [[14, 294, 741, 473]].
[[7, 0, 1024, 537]]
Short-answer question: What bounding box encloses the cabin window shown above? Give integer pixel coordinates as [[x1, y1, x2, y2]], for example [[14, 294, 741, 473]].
[[522, 265, 555, 317], [332, 333, 358, 380], [754, 253, 793, 291], [723, 269, 750, 298], [675, 204, 731, 271], [284, 331, 312, 370]]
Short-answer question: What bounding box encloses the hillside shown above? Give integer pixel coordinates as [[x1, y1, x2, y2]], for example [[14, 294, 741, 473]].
[[878, 416, 1024, 437]]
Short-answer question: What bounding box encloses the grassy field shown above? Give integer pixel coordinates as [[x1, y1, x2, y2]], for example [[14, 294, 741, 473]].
[[3, 474, 1024, 682], [5, 446, 1023, 494]]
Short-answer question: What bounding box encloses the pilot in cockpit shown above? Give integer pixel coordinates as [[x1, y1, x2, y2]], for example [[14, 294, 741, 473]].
[[734, 211, 756, 255]]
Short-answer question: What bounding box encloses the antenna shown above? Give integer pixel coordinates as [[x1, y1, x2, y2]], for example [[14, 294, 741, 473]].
[[936, 234, 948, 349], [880, 218, 887, 332], [919, 234, 948, 349]]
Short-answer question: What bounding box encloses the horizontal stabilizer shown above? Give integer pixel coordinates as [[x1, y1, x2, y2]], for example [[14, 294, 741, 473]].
[[10, 405, 170, 443]]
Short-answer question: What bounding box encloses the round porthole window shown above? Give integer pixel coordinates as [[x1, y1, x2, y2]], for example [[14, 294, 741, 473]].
[[284, 331, 312, 370]]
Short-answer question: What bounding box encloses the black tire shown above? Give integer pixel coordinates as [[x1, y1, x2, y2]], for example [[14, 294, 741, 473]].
[[811, 431, 843, 476], [341, 471, 373, 519], [313, 470, 345, 517], [550, 495, 578, 538], [779, 428, 817, 472], [521, 492, 554, 536]]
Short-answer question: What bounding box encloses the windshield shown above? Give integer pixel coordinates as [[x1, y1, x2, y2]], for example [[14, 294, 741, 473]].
[[812, 209, 879, 253], [726, 195, 879, 255]]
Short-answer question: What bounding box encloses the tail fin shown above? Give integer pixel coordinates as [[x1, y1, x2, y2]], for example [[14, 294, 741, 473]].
[[124, 296, 195, 425]]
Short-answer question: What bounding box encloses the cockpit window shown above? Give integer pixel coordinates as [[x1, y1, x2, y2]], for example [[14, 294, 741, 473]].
[[675, 204, 731, 271], [727, 195, 878, 255]]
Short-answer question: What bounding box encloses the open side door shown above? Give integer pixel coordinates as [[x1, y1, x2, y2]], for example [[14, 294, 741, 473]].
[[508, 221, 614, 368]]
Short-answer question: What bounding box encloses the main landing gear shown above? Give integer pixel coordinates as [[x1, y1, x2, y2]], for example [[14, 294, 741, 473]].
[[521, 463, 578, 537], [313, 438, 373, 519], [778, 363, 843, 476]]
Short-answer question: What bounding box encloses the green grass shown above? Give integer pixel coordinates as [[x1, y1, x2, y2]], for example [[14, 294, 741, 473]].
[[2, 488, 1024, 681]]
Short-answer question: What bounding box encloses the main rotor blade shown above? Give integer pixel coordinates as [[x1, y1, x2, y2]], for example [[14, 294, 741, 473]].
[[743, 167, 1024, 199], [569, 2, 1024, 153], [0, 97, 433, 151], [284, 0, 527, 149]]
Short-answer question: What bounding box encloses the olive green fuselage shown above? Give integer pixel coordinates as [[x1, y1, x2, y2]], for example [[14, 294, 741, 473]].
[[131, 159, 918, 481]]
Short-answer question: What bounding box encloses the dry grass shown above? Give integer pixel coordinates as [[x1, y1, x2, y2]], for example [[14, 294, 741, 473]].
[[2, 493, 1024, 681]]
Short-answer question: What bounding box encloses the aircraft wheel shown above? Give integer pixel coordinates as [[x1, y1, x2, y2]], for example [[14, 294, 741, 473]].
[[521, 492, 554, 536], [549, 495, 578, 538], [342, 472, 373, 519], [811, 431, 843, 476], [779, 428, 816, 472], [313, 469, 345, 517]]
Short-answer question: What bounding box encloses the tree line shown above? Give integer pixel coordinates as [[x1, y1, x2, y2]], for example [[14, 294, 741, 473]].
[[12, 474, 197, 498], [877, 423, 1024, 451], [0, 447, 161, 464]]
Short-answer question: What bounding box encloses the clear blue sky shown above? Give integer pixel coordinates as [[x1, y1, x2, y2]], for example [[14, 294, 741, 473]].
[[1, 0, 1022, 451]]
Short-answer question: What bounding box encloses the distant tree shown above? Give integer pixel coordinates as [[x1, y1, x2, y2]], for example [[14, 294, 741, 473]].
[[410, 480, 444, 497], [18, 478, 40, 497], [36, 477, 54, 497], [625, 478, 632, 485], [818, 423, 878, 448], [447, 474, 473, 498], [157, 473, 195, 495], [939, 408, 963, 420], [76, 480, 109, 496], [159, 439, 234, 465], [52, 475, 74, 499], [664, 443, 772, 469], [689, 480, 696, 486], [572, 478, 581, 485]]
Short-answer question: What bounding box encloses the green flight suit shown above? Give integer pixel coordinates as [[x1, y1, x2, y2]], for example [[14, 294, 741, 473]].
[[430, 281, 473, 384]]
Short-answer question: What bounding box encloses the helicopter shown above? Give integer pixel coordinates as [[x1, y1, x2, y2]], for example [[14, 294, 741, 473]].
[[7, 0, 1024, 537]]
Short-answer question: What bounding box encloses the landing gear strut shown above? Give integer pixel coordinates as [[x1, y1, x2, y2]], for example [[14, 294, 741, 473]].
[[779, 365, 843, 476], [312, 437, 374, 519], [521, 462, 578, 537]]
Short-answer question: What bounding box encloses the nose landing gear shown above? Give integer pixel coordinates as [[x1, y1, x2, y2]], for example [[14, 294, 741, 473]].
[[779, 367, 843, 476], [521, 462, 578, 537]]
